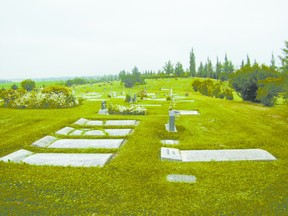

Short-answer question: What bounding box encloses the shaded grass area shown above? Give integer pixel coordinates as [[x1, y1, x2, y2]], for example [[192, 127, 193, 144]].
[[1, 79, 288, 215]]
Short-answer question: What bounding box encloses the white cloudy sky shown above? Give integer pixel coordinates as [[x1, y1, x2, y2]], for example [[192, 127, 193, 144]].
[[0, 0, 287, 80]]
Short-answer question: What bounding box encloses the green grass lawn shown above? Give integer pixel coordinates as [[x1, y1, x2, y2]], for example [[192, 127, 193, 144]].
[[1, 78, 288, 215]]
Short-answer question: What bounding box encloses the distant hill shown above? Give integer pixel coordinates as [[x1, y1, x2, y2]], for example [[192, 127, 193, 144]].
[[0, 79, 12, 83]]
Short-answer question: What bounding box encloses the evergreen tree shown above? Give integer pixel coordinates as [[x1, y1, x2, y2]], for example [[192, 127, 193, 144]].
[[197, 62, 204, 77], [279, 41, 288, 73], [175, 62, 185, 77], [241, 60, 245, 68], [223, 54, 230, 74], [270, 53, 276, 70], [206, 58, 214, 78], [189, 48, 196, 77], [246, 55, 251, 66], [163, 61, 174, 75], [216, 57, 222, 80]]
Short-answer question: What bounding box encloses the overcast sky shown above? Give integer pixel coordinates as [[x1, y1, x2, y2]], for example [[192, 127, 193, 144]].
[[0, 0, 287, 80]]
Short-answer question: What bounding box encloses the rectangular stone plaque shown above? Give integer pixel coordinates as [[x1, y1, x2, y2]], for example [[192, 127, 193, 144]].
[[48, 139, 125, 149], [180, 149, 277, 162], [74, 118, 89, 126], [55, 127, 74, 135], [84, 130, 105, 136], [32, 136, 57, 147], [86, 120, 103, 126], [167, 174, 196, 183], [105, 129, 132, 136], [161, 140, 179, 145], [0, 149, 33, 162], [22, 153, 113, 167], [105, 120, 137, 126]]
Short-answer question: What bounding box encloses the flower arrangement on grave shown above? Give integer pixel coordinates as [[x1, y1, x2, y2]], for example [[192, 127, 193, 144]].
[[108, 103, 147, 115]]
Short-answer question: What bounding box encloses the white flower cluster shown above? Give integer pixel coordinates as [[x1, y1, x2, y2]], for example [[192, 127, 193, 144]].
[[108, 104, 146, 115], [10, 91, 78, 109]]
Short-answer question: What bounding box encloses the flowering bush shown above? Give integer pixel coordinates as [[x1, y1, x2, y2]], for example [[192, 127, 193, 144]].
[[0, 86, 79, 109], [108, 103, 146, 115]]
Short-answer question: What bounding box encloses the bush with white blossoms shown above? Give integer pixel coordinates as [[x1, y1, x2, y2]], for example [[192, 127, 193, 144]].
[[0, 86, 79, 109], [108, 103, 147, 115]]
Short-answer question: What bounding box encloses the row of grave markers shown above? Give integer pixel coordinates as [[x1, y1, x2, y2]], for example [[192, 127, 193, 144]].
[[0, 119, 139, 167]]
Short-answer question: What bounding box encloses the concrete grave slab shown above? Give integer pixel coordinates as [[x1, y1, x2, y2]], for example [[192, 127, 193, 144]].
[[86, 120, 103, 126], [32, 136, 57, 147], [161, 140, 179, 145], [161, 147, 182, 161], [0, 149, 33, 162], [48, 139, 125, 149], [55, 127, 74, 135], [105, 120, 138, 126], [22, 153, 113, 167], [69, 130, 83, 136], [180, 149, 277, 162], [175, 110, 199, 115], [105, 129, 132, 136], [84, 130, 105, 136], [167, 174, 197, 183], [74, 118, 89, 126]]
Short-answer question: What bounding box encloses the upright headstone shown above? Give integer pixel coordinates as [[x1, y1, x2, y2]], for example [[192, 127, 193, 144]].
[[165, 110, 177, 132], [101, 100, 106, 110], [133, 94, 137, 102], [170, 89, 173, 97], [98, 100, 108, 115]]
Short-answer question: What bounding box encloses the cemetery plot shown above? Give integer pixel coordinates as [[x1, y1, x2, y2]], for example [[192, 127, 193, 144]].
[[0, 150, 113, 167], [48, 139, 125, 149], [161, 147, 277, 162]]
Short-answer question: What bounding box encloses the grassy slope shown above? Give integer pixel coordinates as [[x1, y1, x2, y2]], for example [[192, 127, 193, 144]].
[[0, 78, 288, 215]]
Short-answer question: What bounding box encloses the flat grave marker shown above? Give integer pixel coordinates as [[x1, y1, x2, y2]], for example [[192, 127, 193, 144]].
[[0, 149, 33, 162], [48, 139, 125, 149], [161, 147, 277, 162], [167, 174, 197, 183], [161, 140, 179, 145], [84, 130, 105, 136], [105, 120, 138, 126], [32, 136, 57, 147], [180, 149, 277, 162], [105, 129, 132, 136], [55, 127, 74, 135], [22, 153, 113, 167]]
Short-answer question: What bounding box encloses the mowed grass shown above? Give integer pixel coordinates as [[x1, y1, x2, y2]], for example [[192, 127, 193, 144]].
[[0, 78, 288, 215]]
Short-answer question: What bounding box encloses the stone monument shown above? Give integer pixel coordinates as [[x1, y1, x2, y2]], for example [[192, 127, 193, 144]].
[[98, 100, 108, 115], [165, 110, 177, 132]]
